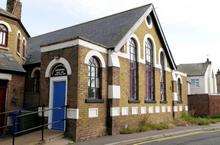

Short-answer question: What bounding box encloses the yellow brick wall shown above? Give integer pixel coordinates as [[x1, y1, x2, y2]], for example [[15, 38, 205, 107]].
[[0, 15, 29, 64]]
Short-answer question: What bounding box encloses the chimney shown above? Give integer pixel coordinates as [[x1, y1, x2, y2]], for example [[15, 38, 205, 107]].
[[206, 58, 211, 64], [6, 0, 22, 19]]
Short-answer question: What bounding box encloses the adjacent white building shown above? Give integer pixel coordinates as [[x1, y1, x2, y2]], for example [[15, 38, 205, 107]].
[[178, 59, 217, 95]]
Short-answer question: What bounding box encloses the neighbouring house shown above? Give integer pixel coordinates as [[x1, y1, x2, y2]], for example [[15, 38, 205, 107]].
[[215, 70, 220, 94], [0, 0, 29, 130], [26, 4, 188, 141], [0, 1, 188, 142], [178, 59, 220, 117], [177, 59, 217, 95]]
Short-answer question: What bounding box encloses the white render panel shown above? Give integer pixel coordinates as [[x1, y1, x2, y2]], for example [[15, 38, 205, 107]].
[[67, 108, 79, 119], [174, 106, 178, 112], [155, 106, 160, 113], [185, 106, 189, 111], [140, 107, 147, 114], [111, 107, 120, 116], [148, 106, 154, 114], [167, 106, 171, 112], [161, 106, 166, 113], [121, 107, 129, 116], [131, 107, 139, 115], [179, 106, 183, 112], [88, 108, 99, 118]]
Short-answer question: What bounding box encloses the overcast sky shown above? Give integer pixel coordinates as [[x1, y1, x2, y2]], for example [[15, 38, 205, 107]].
[[1, 0, 220, 71]]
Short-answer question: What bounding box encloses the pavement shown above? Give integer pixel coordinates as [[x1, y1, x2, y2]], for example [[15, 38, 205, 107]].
[[2, 123, 220, 145], [0, 130, 64, 145]]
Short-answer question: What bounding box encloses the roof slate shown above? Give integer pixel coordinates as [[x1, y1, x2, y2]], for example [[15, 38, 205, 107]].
[[26, 4, 151, 64], [0, 52, 25, 73], [177, 63, 209, 76]]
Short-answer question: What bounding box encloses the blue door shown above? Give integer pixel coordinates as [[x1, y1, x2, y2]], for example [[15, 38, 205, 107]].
[[52, 81, 66, 131]]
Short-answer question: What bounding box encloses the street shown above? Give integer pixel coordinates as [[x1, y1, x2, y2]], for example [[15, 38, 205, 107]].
[[133, 130, 220, 145]]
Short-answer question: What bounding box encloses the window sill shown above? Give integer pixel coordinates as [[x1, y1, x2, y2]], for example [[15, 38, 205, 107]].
[[128, 100, 140, 104], [85, 99, 104, 103], [174, 100, 183, 104], [0, 46, 9, 50], [160, 100, 168, 104], [145, 100, 156, 104]]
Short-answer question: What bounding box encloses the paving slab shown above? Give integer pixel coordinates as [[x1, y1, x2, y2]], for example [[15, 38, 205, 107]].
[[0, 130, 63, 145]]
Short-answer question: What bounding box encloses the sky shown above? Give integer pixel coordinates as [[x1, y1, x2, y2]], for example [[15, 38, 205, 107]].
[[1, 0, 220, 71]]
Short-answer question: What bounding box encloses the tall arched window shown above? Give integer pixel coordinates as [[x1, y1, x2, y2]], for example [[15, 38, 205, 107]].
[[32, 69, 40, 93], [129, 38, 138, 101], [22, 40, 26, 57], [0, 24, 8, 47], [160, 52, 166, 102], [17, 33, 21, 53], [88, 57, 101, 99], [145, 38, 155, 101], [177, 78, 182, 102]]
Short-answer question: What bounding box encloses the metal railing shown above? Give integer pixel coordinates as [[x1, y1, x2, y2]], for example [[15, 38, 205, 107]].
[[0, 105, 68, 145]]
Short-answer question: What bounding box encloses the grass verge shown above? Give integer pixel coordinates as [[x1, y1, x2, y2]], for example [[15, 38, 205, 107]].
[[120, 122, 171, 134]]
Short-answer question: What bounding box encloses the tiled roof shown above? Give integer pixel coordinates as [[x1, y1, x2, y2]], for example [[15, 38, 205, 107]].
[[177, 62, 209, 76], [0, 52, 25, 73], [26, 4, 151, 64]]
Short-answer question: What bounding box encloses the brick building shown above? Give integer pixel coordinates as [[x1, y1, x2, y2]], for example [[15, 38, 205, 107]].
[[26, 4, 188, 141], [0, 0, 29, 129], [0, 1, 188, 142]]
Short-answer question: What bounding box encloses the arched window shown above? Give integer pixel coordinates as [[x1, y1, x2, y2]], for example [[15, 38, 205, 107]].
[[177, 78, 182, 102], [32, 69, 40, 93], [22, 40, 26, 57], [17, 33, 21, 53], [160, 52, 166, 102], [88, 57, 101, 99], [145, 38, 155, 101], [129, 38, 138, 101], [0, 24, 8, 47]]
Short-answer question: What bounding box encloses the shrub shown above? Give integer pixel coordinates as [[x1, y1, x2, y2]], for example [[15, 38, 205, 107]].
[[120, 126, 139, 134]]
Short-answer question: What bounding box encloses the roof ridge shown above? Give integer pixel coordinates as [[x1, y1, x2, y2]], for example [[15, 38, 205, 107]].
[[31, 3, 152, 39], [178, 62, 207, 65]]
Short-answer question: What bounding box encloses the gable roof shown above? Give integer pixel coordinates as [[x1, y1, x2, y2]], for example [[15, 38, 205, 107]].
[[0, 52, 25, 73], [177, 62, 210, 76], [27, 4, 151, 64], [27, 4, 176, 69]]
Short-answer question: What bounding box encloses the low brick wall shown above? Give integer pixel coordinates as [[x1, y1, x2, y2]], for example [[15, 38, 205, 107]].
[[188, 94, 220, 116]]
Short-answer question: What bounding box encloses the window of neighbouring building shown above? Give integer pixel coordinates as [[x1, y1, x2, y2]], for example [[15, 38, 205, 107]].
[[88, 56, 101, 100], [0, 24, 8, 47], [191, 79, 200, 87], [145, 38, 155, 101], [160, 52, 166, 102], [129, 38, 138, 101]]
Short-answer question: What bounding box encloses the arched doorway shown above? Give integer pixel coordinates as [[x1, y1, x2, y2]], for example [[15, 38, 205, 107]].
[[49, 63, 68, 132]]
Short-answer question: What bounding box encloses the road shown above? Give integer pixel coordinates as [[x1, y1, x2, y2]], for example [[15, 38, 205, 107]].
[[133, 130, 220, 145]]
